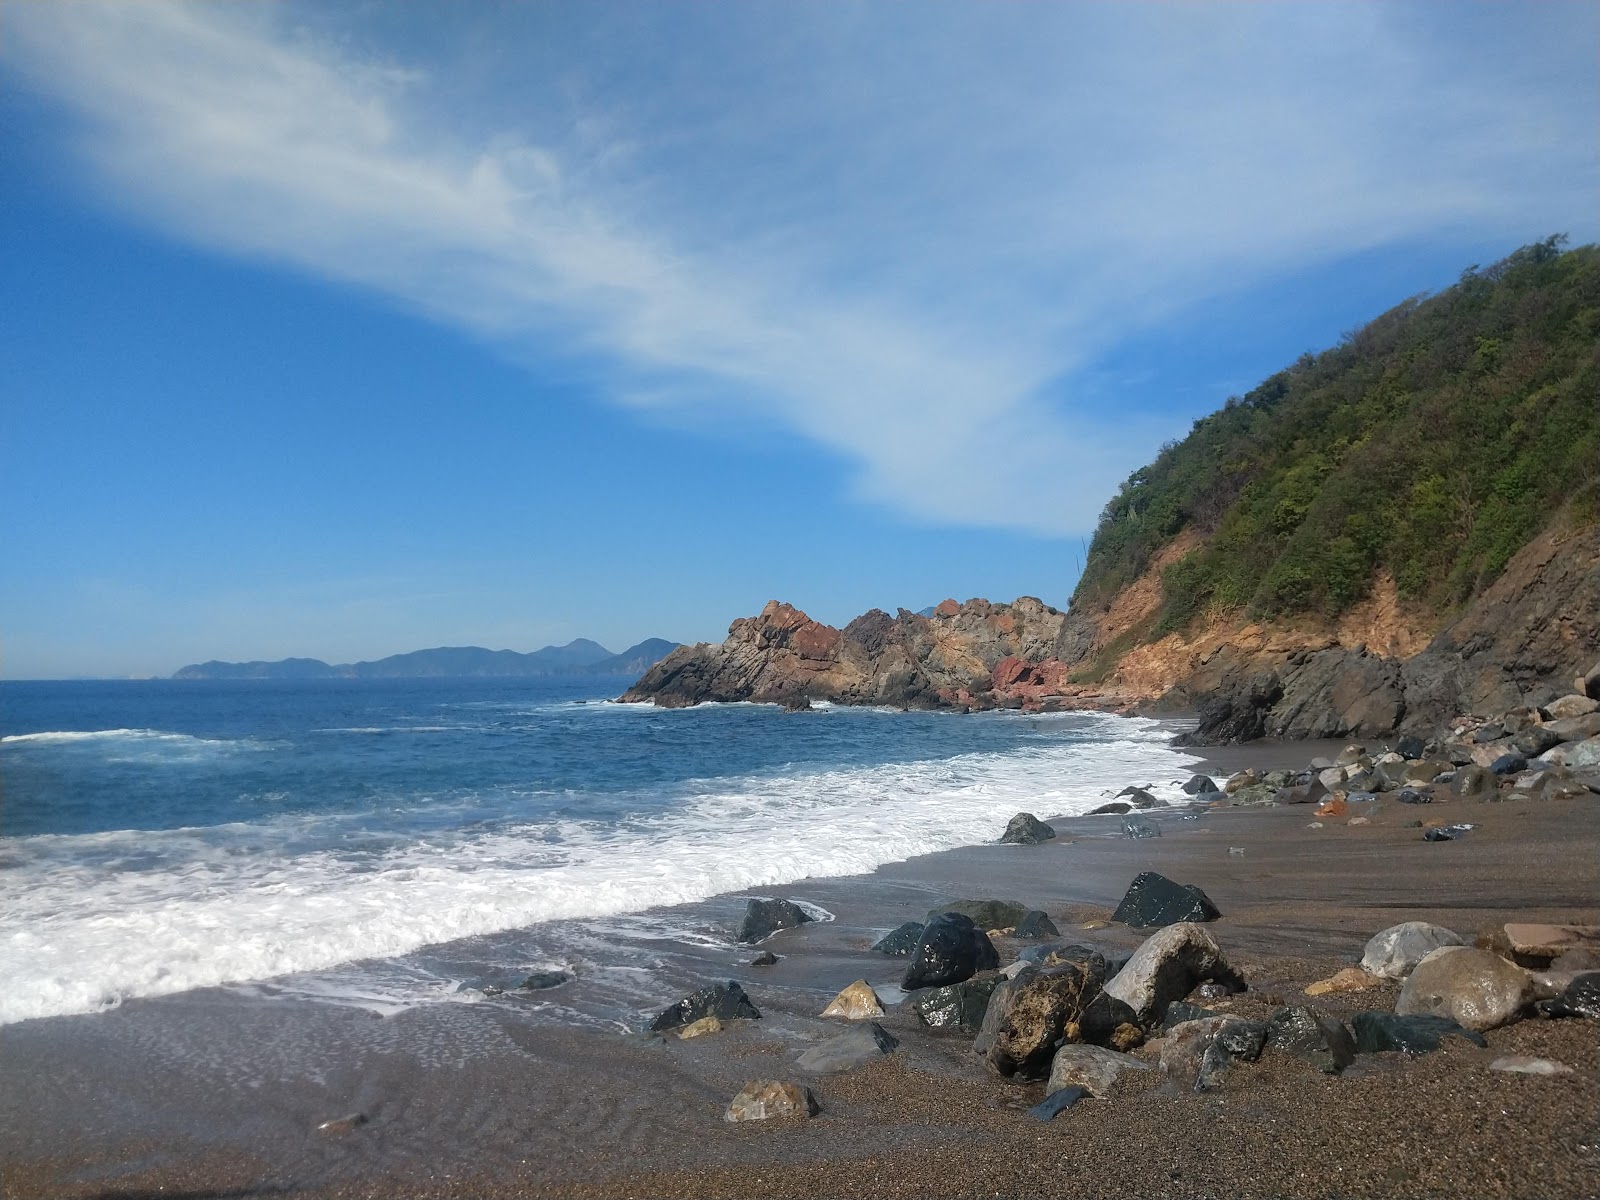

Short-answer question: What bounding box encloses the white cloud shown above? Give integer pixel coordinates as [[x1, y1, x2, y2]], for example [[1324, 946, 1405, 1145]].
[[5, 2, 1594, 535]]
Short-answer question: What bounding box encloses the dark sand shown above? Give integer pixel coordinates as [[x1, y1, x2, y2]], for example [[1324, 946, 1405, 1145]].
[[5, 752, 1599, 1200]]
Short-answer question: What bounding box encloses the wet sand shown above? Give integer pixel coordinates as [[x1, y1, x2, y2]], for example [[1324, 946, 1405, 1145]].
[[4, 760, 1599, 1199]]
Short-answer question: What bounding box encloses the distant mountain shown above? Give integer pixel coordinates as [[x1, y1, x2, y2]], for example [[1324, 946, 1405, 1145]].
[[173, 638, 679, 681]]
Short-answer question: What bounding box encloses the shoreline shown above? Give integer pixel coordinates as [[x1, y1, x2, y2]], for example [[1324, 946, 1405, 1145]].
[[5, 721, 1599, 1199]]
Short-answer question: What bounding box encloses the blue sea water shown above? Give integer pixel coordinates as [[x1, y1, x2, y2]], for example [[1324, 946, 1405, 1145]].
[[0, 677, 1198, 1026]]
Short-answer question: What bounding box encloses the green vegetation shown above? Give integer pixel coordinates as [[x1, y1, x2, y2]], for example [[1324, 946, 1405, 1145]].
[[1073, 237, 1600, 637]]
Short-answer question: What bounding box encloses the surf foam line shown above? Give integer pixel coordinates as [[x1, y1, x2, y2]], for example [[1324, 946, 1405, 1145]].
[[0, 713, 1198, 1026]]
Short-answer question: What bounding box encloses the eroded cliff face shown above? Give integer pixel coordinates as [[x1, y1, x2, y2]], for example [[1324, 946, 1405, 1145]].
[[624, 526, 1599, 741]]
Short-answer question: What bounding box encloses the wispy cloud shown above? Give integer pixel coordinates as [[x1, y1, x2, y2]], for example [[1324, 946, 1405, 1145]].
[[6, 3, 1594, 534]]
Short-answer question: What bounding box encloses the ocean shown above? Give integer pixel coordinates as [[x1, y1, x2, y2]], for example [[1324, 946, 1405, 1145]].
[[0, 677, 1200, 1029]]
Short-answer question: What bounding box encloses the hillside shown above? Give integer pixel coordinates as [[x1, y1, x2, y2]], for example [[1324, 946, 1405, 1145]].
[[625, 240, 1600, 738], [174, 638, 679, 681]]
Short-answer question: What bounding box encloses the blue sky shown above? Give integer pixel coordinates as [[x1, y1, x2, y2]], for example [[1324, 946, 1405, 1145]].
[[2, 2, 1595, 678]]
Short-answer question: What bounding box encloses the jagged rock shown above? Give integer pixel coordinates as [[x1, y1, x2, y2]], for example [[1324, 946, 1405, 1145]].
[[1122, 813, 1162, 838], [1396, 947, 1533, 1031], [1396, 734, 1427, 759], [910, 972, 1002, 1033], [1160, 1015, 1266, 1091], [1102, 923, 1245, 1025], [1225, 769, 1261, 792], [736, 898, 813, 944], [677, 1015, 723, 1039], [975, 950, 1108, 1079], [1476, 923, 1600, 969], [1556, 737, 1600, 770], [925, 899, 1031, 929], [751, 951, 780, 967], [1451, 764, 1495, 797], [796, 1022, 898, 1073], [1012, 910, 1060, 939], [1305, 967, 1380, 996], [1228, 782, 1280, 807], [873, 922, 925, 956], [1512, 727, 1564, 758], [1546, 713, 1600, 741], [1265, 1005, 1356, 1073], [1111, 871, 1222, 929], [1160, 1000, 1220, 1030], [999, 812, 1056, 844], [1276, 781, 1330, 806], [1115, 786, 1160, 808], [821, 980, 884, 1020], [725, 1080, 818, 1121], [650, 981, 762, 1032], [1028, 1085, 1088, 1121], [1182, 774, 1219, 795], [1086, 801, 1133, 815], [1544, 694, 1598, 720], [902, 913, 999, 989], [1351, 1011, 1487, 1053], [1489, 753, 1528, 775], [1489, 1055, 1575, 1075], [1317, 766, 1348, 789], [1046, 1043, 1150, 1097], [1539, 971, 1600, 1019], [1336, 744, 1369, 766], [1360, 921, 1464, 979]]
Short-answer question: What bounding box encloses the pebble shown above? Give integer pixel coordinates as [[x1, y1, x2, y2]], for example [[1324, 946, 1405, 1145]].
[[316, 1113, 367, 1136], [1488, 1056, 1574, 1076]]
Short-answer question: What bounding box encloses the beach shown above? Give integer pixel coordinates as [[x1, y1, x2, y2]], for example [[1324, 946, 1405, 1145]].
[[5, 740, 1598, 1200]]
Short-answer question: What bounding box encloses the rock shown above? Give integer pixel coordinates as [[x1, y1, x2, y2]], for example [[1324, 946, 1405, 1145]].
[[873, 922, 926, 956], [1115, 786, 1161, 808], [902, 913, 999, 989], [677, 1015, 723, 1039], [1078, 989, 1142, 1047], [736, 898, 813, 944], [1317, 766, 1348, 789], [1314, 795, 1348, 818], [1160, 1016, 1266, 1092], [1265, 1005, 1356, 1074], [1182, 774, 1219, 795], [1224, 769, 1260, 792], [1103, 923, 1245, 1025], [1305, 967, 1380, 996], [1046, 1044, 1150, 1097], [796, 1021, 898, 1073], [1227, 782, 1280, 807], [1086, 801, 1133, 815], [1557, 737, 1600, 770], [1488, 1055, 1575, 1076], [910, 972, 1002, 1033], [1540, 971, 1600, 1019], [1511, 727, 1564, 758], [1397, 787, 1433, 805], [1489, 753, 1528, 775], [1360, 921, 1464, 980], [1451, 764, 1495, 797], [1582, 661, 1600, 701], [1402, 759, 1452, 784], [975, 951, 1109, 1079], [1028, 1085, 1089, 1121], [1477, 923, 1600, 969], [725, 1080, 818, 1121], [1160, 1000, 1220, 1030], [1335, 744, 1368, 766], [1547, 713, 1600, 741], [521, 970, 572, 991], [316, 1113, 367, 1136], [1545, 694, 1600, 720], [1012, 910, 1060, 939], [1351, 1011, 1487, 1053], [751, 951, 780, 967], [924, 899, 1031, 929], [1122, 814, 1162, 838], [1275, 782, 1329, 806], [821, 980, 884, 1020], [1396, 734, 1427, 759], [650, 981, 762, 1032], [1552, 948, 1600, 972], [1396, 946, 1533, 1031], [1111, 871, 1222, 929], [999, 812, 1056, 844]]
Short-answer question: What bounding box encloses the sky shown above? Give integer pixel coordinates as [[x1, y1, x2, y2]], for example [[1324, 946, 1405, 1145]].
[[1, 3, 1595, 679]]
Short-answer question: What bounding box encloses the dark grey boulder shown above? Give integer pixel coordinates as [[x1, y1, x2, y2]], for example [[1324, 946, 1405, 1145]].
[[1512, 727, 1563, 758], [924, 899, 1031, 929], [1182, 774, 1219, 795], [1115, 786, 1161, 808], [1160, 1015, 1266, 1092], [1273, 781, 1329, 806], [796, 1021, 899, 1073], [735, 898, 813, 944], [902, 913, 999, 989], [520, 970, 572, 991], [1350, 1011, 1486, 1054], [1160, 1000, 1220, 1030], [1122, 814, 1161, 839], [1489, 754, 1528, 775], [1028, 1085, 1088, 1121], [873, 921, 926, 956], [1539, 971, 1600, 1019], [975, 950, 1109, 1080], [650, 981, 761, 1032], [1012, 910, 1060, 939], [1396, 734, 1426, 759], [909, 972, 1002, 1033], [1266, 1005, 1356, 1074], [999, 812, 1057, 844], [750, 951, 779, 967], [1079, 989, 1141, 1047], [1111, 871, 1222, 929], [1397, 787, 1433, 805], [1086, 801, 1133, 815]]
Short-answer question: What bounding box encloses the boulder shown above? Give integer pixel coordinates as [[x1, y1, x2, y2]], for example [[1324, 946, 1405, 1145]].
[[1086, 801, 1133, 815], [725, 1080, 818, 1122], [1116, 787, 1161, 809], [750, 951, 780, 967], [1351, 1011, 1486, 1053], [998, 812, 1056, 844], [1027, 1085, 1089, 1121], [1402, 759, 1452, 784], [1581, 661, 1600, 701], [975, 951, 1108, 1080], [1450, 765, 1495, 797], [1079, 989, 1143, 1046], [1558, 737, 1600, 771], [820, 980, 884, 1020], [1012, 910, 1060, 939], [1102, 923, 1245, 1025], [1539, 971, 1600, 1019], [1046, 1043, 1150, 1098], [1396, 734, 1427, 759], [1159, 1000, 1220, 1030], [1396, 946, 1533, 1031], [1160, 1016, 1266, 1092], [1546, 713, 1600, 741], [1181, 774, 1219, 795], [873, 922, 925, 956], [1489, 753, 1528, 775], [1545, 694, 1600, 720], [924, 899, 1031, 929], [1122, 814, 1162, 838], [677, 1015, 723, 1039], [1227, 782, 1280, 807], [650, 981, 762, 1032], [1360, 921, 1464, 980], [1265, 1005, 1356, 1074], [1511, 727, 1563, 758], [1335, 744, 1368, 766], [909, 972, 1002, 1033], [1317, 766, 1348, 790], [1111, 871, 1222, 929], [736, 898, 813, 944], [1476, 923, 1600, 969], [796, 1022, 899, 1073], [1275, 782, 1329, 806], [520, 970, 572, 991], [1305, 967, 1380, 996], [902, 913, 999, 989]]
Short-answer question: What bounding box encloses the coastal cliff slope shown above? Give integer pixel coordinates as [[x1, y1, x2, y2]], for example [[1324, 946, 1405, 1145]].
[[627, 240, 1600, 739]]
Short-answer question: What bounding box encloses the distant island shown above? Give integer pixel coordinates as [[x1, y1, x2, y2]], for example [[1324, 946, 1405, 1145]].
[[173, 638, 680, 681]]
